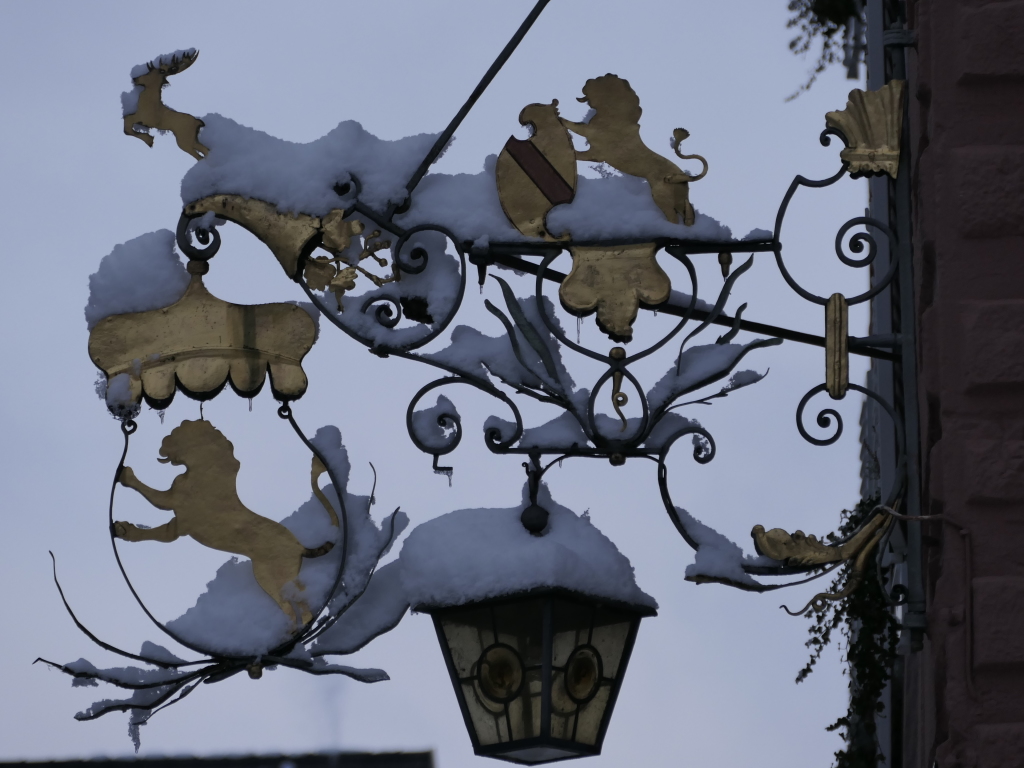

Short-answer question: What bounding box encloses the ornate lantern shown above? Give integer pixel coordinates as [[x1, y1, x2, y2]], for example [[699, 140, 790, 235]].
[[423, 589, 653, 764], [401, 492, 656, 764]]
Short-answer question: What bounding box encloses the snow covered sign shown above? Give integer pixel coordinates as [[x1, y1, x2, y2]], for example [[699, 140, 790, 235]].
[[48, 0, 914, 759]]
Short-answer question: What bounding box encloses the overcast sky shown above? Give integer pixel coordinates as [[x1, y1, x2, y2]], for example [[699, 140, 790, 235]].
[[0, 2, 876, 766]]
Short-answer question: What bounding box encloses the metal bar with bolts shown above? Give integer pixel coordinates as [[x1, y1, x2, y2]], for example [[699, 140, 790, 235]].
[[469, 250, 899, 362]]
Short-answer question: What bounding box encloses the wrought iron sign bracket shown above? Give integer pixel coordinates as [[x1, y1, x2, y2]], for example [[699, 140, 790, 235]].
[[47, 1, 925, 752]]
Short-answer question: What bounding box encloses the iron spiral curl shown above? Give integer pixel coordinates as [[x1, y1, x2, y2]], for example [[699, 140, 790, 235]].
[[796, 383, 844, 446], [405, 377, 524, 460], [818, 126, 850, 149], [361, 294, 403, 329], [175, 211, 221, 261], [835, 217, 879, 268]]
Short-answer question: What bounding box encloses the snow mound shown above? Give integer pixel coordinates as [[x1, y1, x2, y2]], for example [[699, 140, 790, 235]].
[[85, 231, 189, 330], [399, 483, 656, 611]]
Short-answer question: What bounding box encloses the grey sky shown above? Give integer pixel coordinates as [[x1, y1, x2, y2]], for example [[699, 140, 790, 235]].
[[0, 2, 874, 766]]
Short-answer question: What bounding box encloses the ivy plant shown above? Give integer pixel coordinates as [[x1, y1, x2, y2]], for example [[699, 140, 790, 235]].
[[786, 0, 863, 99], [796, 497, 900, 768]]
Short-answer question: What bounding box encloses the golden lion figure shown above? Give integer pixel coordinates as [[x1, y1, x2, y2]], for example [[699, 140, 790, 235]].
[[560, 74, 707, 226], [115, 420, 337, 628]]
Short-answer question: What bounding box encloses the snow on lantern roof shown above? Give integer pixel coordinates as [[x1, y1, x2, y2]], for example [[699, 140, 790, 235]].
[[398, 482, 657, 612]]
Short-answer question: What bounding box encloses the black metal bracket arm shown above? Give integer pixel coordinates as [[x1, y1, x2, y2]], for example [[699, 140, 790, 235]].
[[468, 247, 898, 362]]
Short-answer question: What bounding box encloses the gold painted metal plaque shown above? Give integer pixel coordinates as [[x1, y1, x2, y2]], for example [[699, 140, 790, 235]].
[[559, 244, 670, 340], [123, 51, 208, 160], [89, 271, 316, 406], [495, 101, 577, 240], [825, 80, 905, 178], [825, 293, 849, 399], [115, 419, 338, 628]]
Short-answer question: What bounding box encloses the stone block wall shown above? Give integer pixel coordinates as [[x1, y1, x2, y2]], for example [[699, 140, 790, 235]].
[[907, 1, 1024, 765]]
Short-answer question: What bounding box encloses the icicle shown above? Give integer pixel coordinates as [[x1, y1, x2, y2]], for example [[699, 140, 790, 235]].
[[434, 467, 454, 487], [157, 410, 166, 424], [248, 398, 253, 412], [558, 458, 563, 468], [576, 316, 582, 344]]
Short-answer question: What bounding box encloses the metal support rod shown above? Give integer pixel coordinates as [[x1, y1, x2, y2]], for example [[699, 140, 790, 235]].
[[891, 27, 927, 650], [469, 250, 899, 361], [387, 0, 552, 221]]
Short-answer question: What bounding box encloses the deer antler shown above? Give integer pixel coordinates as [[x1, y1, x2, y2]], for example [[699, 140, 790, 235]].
[[148, 50, 199, 75]]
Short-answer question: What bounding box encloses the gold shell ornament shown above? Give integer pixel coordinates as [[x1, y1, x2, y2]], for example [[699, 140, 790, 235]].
[[825, 80, 906, 178]]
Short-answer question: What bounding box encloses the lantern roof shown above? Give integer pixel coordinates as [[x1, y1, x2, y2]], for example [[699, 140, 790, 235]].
[[399, 484, 657, 613]]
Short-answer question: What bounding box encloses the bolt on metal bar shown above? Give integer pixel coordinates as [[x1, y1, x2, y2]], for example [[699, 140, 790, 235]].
[[388, 0, 552, 221]]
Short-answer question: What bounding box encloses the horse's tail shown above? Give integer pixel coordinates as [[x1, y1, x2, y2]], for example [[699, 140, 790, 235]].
[[303, 541, 335, 558]]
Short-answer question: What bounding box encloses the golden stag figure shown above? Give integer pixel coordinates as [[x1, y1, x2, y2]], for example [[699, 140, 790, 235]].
[[560, 74, 707, 226], [123, 50, 209, 160], [115, 420, 339, 629]]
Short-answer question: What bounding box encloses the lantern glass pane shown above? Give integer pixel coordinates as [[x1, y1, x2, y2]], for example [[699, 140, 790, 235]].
[[437, 598, 546, 748], [548, 598, 634, 747]]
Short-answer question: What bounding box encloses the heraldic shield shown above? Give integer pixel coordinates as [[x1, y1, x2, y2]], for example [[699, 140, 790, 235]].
[[495, 100, 578, 240], [494, 76, 710, 339]]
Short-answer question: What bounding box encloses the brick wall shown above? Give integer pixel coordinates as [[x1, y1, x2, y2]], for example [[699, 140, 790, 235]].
[[907, 1, 1024, 765]]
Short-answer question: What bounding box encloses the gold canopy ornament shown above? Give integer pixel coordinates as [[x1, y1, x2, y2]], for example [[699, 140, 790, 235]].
[[495, 101, 578, 240], [559, 244, 670, 340], [89, 262, 317, 407], [825, 80, 906, 178]]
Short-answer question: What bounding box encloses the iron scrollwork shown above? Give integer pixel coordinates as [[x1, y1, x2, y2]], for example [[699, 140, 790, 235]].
[[164, 73, 911, 608]]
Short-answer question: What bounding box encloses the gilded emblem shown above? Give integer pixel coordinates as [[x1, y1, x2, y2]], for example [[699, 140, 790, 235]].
[[495, 76, 711, 340], [88, 262, 317, 407], [559, 244, 670, 340], [561, 74, 707, 226], [495, 100, 578, 240], [123, 50, 208, 160], [825, 80, 905, 178], [115, 420, 339, 628]]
